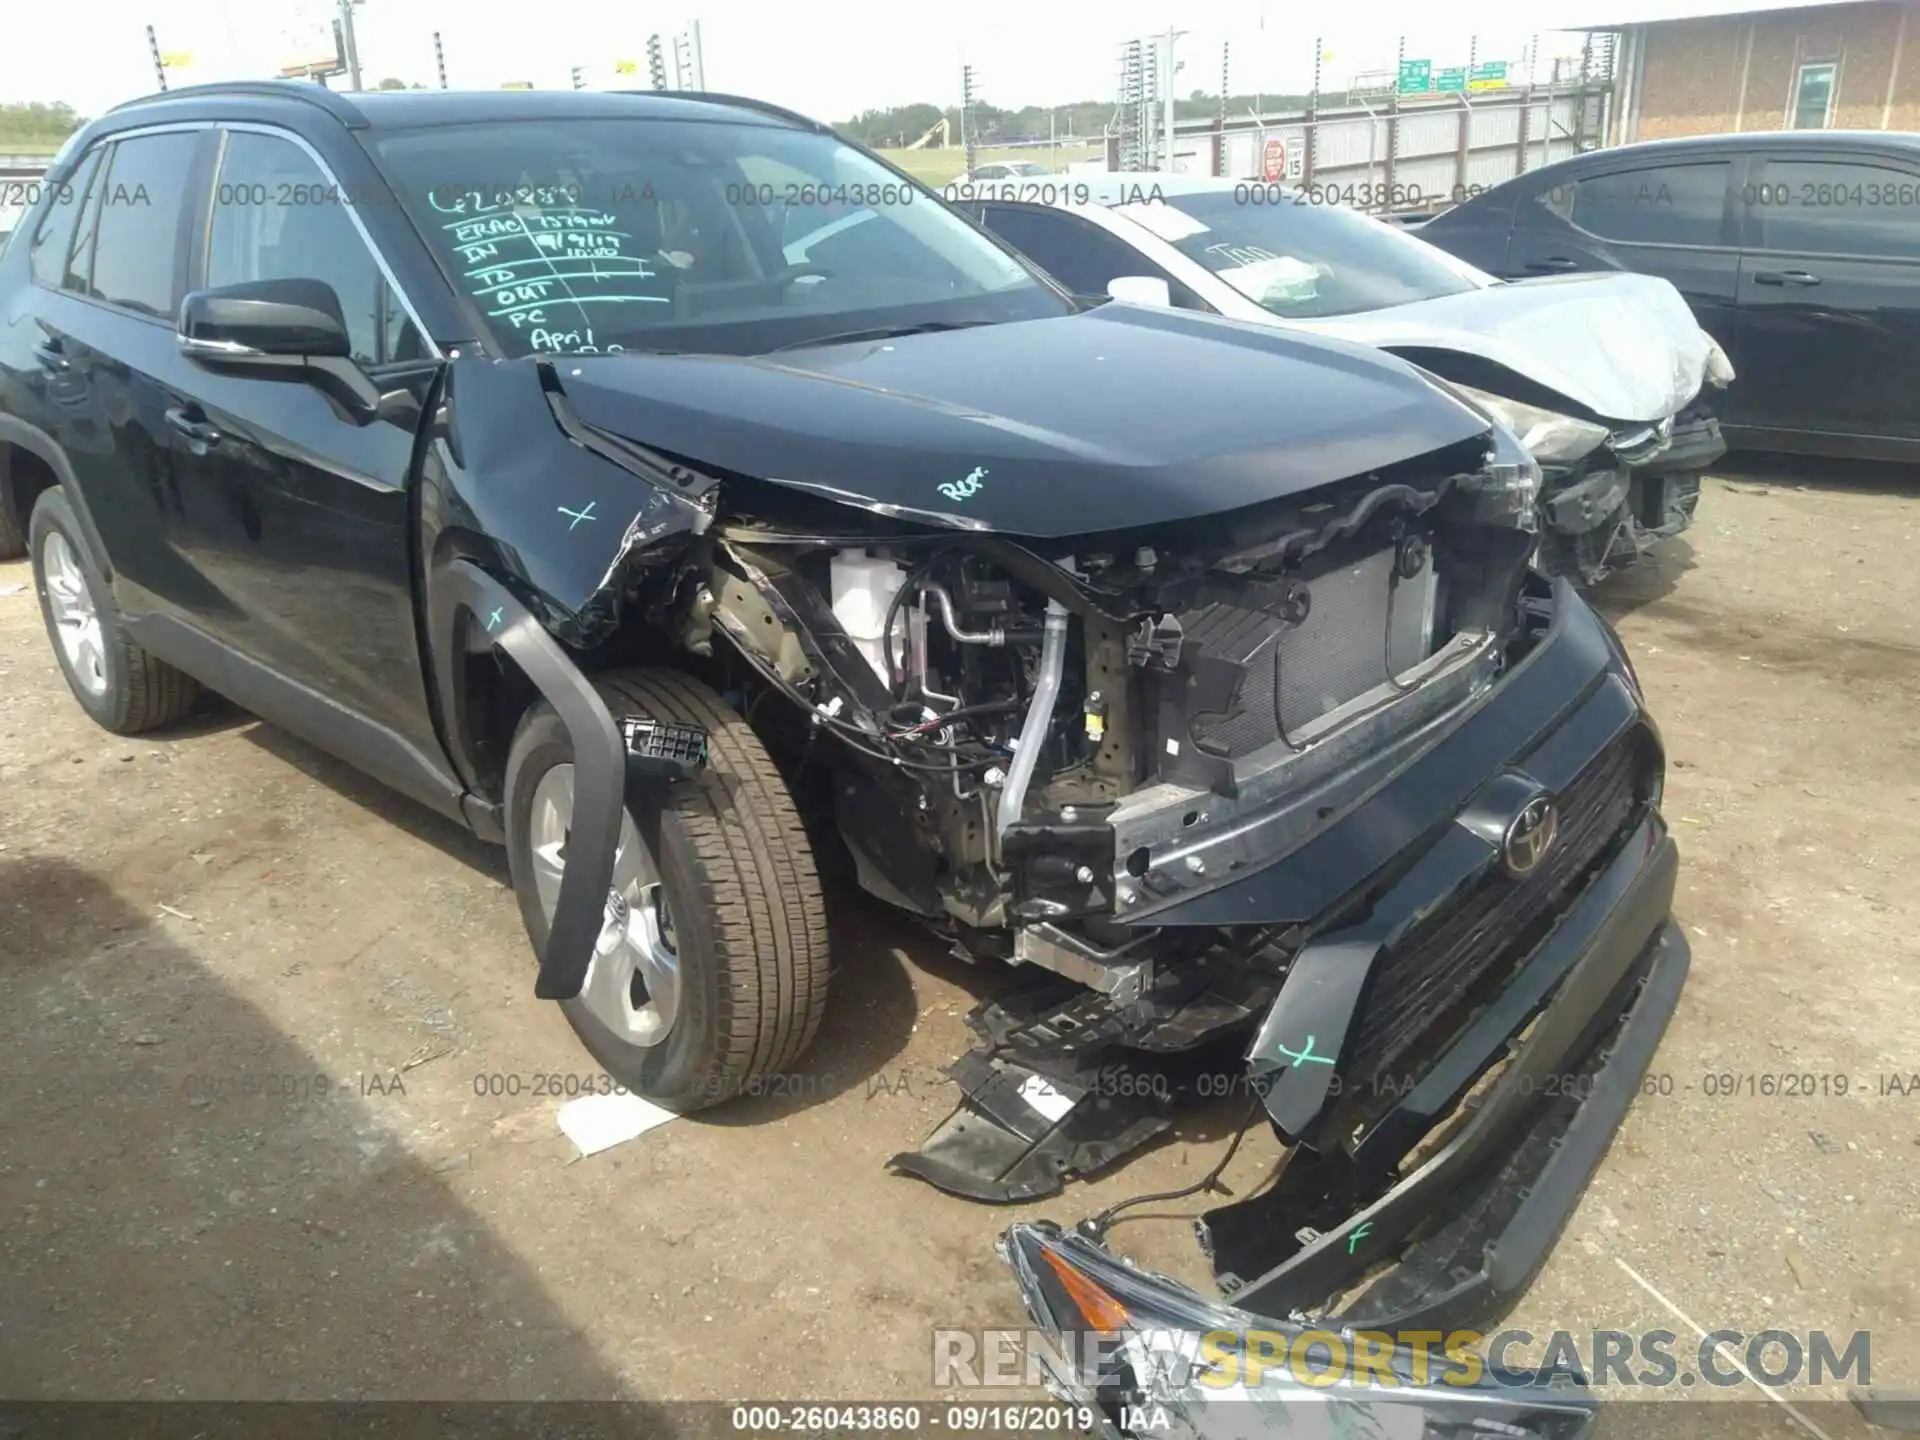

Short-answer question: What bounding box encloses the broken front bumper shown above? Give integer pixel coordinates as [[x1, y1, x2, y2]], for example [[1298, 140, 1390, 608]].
[[1537, 412, 1725, 584], [948, 580, 1684, 1333]]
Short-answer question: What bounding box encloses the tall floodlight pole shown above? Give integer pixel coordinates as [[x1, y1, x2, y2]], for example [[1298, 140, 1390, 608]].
[[433, 30, 448, 89], [1161, 30, 1176, 169], [146, 25, 169, 92], [684, 20, 705, 89], [336, 0, 363, 90], [961, 64, 977, 175]]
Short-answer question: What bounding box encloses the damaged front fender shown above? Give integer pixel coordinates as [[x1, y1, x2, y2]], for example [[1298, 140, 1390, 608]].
[[426, 356, 717, 651]]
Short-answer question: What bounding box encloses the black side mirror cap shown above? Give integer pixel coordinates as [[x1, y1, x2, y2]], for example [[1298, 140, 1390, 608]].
[[178, 278, 352, 362]]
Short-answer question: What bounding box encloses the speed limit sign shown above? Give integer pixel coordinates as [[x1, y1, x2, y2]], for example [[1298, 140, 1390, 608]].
[[1261, 137, 1287, 182]]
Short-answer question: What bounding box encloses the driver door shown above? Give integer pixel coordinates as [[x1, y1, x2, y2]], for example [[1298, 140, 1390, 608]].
[[166, 125, 443, 762]]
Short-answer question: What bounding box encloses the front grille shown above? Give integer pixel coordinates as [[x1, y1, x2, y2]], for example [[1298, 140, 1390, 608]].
[[1343, 727, 1654, 1093], [1186, 549, 1439, 758]]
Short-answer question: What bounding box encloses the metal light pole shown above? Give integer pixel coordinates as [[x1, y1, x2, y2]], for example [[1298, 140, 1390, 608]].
[[433, 30, 447, 89], [335, 0, 363, 90], [683, 19, 704, 90], [146, 24, 169, 92], [1160, 29, 1178, 171]]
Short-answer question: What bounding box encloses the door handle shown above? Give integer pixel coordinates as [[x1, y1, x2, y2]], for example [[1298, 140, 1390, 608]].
[[1753, 269, 1821, 287], [31, 341, 69, 373], [164, 406, 223, 449], [1525, 256, 1580, 273]]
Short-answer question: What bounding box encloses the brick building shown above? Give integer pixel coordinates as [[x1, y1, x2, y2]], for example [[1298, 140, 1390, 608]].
[[1583, 0, 1920, 142]]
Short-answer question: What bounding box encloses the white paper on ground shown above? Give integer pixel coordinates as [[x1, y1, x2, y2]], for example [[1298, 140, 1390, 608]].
[[557, 1090, 679, 1157], [1017, 1074, 1075, 1122]]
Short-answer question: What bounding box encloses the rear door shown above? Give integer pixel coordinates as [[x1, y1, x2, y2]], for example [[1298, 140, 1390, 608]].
[[1503, 152, 1745, 365], [1730, 150, 1920, 452], [16, 127, 219, 622], [164, 124, 443, 759]]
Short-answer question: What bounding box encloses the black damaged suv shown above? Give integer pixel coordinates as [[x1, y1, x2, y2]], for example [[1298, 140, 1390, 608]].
[[1, 84, 1684, 1352]]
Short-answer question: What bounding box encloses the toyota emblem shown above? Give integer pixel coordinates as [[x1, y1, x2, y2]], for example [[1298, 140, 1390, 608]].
[[1502, 794, 1559, 878]]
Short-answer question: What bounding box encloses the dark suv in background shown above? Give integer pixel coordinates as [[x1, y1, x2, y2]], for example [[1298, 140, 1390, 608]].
[[1417, 130, 1920, 463]]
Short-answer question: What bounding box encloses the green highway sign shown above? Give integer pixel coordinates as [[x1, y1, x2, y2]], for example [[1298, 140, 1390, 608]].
[[1468, 60, 1508, 91], [1435, 67, 1467, 92], [1397, 58, 1432, 93]]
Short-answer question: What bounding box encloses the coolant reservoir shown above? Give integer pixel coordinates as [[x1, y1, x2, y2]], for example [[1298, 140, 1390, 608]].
[[830, 550, 908, 685]]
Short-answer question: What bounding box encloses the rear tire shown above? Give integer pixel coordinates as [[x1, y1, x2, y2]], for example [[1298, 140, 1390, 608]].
[[29, 488, 199, 734], [504, 666, 830, 1109]]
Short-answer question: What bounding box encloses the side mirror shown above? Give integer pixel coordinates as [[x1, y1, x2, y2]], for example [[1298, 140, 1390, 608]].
[[1107, 275, 1173, 309], [178, 278, 352, 366]]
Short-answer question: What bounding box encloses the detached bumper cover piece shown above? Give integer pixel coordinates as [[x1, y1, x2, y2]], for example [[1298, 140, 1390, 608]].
[[1001, 1222, 1598, 1440]]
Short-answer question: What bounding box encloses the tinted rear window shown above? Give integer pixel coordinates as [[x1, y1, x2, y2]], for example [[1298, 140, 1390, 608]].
[[27, 150, 101, 288], [88, 131, 199, 319], [1548, 161, 1731, 246]]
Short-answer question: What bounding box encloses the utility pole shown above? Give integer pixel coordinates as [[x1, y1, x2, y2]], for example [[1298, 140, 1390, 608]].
[[683, 20, 705, 90], [433, 30, 448, 89], [647, 35, 667, 91], [335, 0, 363, 91], [1159, 29, 1183, 172], [146, 24, 169, 93], [961, 64, 977, 175]]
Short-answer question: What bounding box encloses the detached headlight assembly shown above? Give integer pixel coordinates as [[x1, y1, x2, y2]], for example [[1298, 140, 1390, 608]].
[[1455, 385, 1610, 466], [1000, 1223, 1598, 1440]]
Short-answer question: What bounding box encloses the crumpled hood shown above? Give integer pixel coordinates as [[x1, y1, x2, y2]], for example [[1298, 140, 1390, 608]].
[[556, 302, 1492, 539], [1289, 271, 1717, 425]]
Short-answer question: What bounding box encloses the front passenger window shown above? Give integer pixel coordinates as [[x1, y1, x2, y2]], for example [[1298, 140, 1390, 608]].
[[205, 131, 422, 367]]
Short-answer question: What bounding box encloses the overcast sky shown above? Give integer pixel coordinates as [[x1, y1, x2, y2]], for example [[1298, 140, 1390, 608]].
[[3, 0, 1680, 125]]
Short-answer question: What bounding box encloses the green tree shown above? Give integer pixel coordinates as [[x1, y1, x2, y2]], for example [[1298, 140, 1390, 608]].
[[0, 101, 85, 149]]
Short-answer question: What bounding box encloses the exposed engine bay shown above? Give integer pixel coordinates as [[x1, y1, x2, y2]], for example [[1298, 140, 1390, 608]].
[[641, 424, 1545, 1204]]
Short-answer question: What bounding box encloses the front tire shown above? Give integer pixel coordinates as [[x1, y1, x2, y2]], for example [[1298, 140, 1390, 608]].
[[504, 667, 830, 1109], [29, 488, 199, 733]]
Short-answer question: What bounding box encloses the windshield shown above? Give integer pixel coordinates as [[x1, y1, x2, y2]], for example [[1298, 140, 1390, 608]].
[[1129, 189, 1487, 319], [371, 117, 1064, 357]]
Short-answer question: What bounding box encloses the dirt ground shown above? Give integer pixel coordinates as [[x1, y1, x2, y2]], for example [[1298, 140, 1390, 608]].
[[1, 459, 1916, 1436]]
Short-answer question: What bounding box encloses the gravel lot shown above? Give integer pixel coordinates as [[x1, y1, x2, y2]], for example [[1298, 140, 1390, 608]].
[[1, 461, 1915, 1436]]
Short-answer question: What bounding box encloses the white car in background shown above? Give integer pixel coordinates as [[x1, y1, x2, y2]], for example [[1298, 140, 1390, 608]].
[[955, 160, 1054, 183], [957, 172, 1735, 584]]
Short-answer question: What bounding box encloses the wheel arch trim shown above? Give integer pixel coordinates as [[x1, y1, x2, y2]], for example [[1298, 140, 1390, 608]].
[[0, 416, 111, 579], [430, 556, 620, 1001]]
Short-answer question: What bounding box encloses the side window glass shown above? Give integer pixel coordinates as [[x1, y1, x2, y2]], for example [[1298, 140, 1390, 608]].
[[980, 206, 1134, 294], [28, 149, 101, 289], [63, 145, 112, 296], [1532, 180, 1575, 223], [1567, 161, 1731, 246], [206, 130, 421, 367], [1749, 160, 1919, 259], [89, 131, 199, 319]]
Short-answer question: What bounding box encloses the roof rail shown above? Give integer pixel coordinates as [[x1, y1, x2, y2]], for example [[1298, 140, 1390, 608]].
[[108, 80, 368, 128], [611, 89, 830, 133]]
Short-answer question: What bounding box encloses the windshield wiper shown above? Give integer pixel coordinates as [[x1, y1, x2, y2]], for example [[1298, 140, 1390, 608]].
[[768, 320, 995, 353]]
